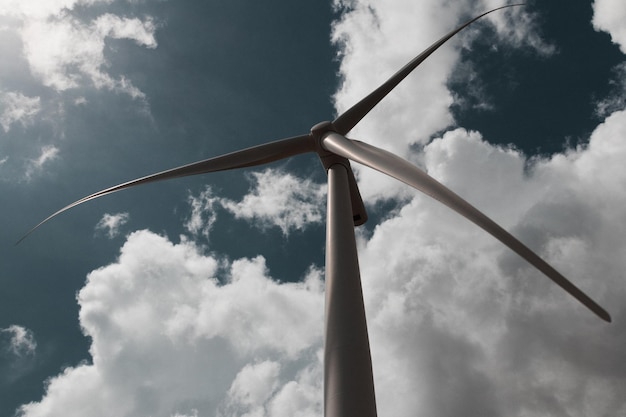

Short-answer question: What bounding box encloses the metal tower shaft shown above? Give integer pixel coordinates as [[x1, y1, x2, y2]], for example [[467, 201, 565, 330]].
[[325, 162, 377, 417]]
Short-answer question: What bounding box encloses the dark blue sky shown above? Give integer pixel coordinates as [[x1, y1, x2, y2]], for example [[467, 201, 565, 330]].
[[451, 1, 623, 153], [1, 1, 625, 416]]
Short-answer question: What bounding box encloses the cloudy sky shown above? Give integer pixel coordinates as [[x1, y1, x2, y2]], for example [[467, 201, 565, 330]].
[[1, 0, 625, 416]]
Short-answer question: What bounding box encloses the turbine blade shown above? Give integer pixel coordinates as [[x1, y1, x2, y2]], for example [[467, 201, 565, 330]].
[[17, 134, 314, 244], [322, 133, 611, 323], [332, 4, 524, 135]]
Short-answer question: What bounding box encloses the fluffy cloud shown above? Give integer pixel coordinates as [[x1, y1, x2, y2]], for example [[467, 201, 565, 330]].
[[595, 61, 626, 117], [20, 13, 156, 96], [331, 0, 552, 201], [1, 325, 37, 385], [18, 231, 324, 417], [185, 187, 220, 239], [0, 0, 157, 98], [95, 212, 130, 238], [186, 170, 327, 238], [593, 0, 626, 53], [1, 325, 37, 357], [219, 170, 326, 236], [0, 0, 159, 179], [474, 1, 556, 55], [0, 0, 110, 20], [0, 92, 41, 132], [359, 119, 626, 416]]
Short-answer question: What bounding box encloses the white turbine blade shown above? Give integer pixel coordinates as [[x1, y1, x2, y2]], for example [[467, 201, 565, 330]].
[[17, 134, 314, 244], [332, 4, 525, 135], [322, 133, 611, 322]]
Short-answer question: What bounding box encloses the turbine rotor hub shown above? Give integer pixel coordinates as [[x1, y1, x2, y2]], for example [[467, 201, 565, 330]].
[[310, 120, 341, 161], [310, 120, 336, 137]]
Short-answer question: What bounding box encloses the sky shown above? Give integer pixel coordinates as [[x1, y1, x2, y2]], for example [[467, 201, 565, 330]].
[[1, 0, 625, 416]]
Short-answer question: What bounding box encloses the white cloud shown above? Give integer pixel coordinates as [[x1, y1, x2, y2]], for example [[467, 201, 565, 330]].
[[593, 0, 626, 53], [0, 91, 41, 132], [95, 212, 130, 238], [188, 169, 327, 237], [331, 0, 554, 201], [0, 1, 158, 179], [0, 0, 111, 20], [0, 0, 157, 97], [185, 187, 220, 239], [1, 325, 37, 357], [18, 231, 324, 417], [332, 0, 458, 152], [221, 360, 281, 416], [473, 1, 556, 56], [358, 110, 626, 417], [221, 360, 322, 417], [1, 325, 37, 385], [94, 13, 156, 47], [20, 13, 156, 97], [220, 169, 326, 235], [25, 145, 59, 179], [595, 62, 626, 117]]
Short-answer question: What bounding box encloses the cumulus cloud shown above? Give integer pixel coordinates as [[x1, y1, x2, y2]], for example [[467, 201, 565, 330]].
[[358, 119, 626, 416], [95, 212, 130, 238], [21, 13, 156, 97], [331, 0, 554, 201], [0, 91, 41, 132], [219, 169, 326, 236], [0, 0, 157, 97], [186, 170, 326, 238], [592, 0, 626, 53], [18, 231, 324, 417], [0, 1, 159, 179], [0, 0, 106, 21]]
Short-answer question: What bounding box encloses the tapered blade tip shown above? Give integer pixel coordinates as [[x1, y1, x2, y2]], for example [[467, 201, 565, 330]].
[[598, 308, 612, 323]]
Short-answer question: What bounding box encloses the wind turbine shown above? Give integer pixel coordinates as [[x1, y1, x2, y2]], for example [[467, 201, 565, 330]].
[[19, 4, 611, 417]]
